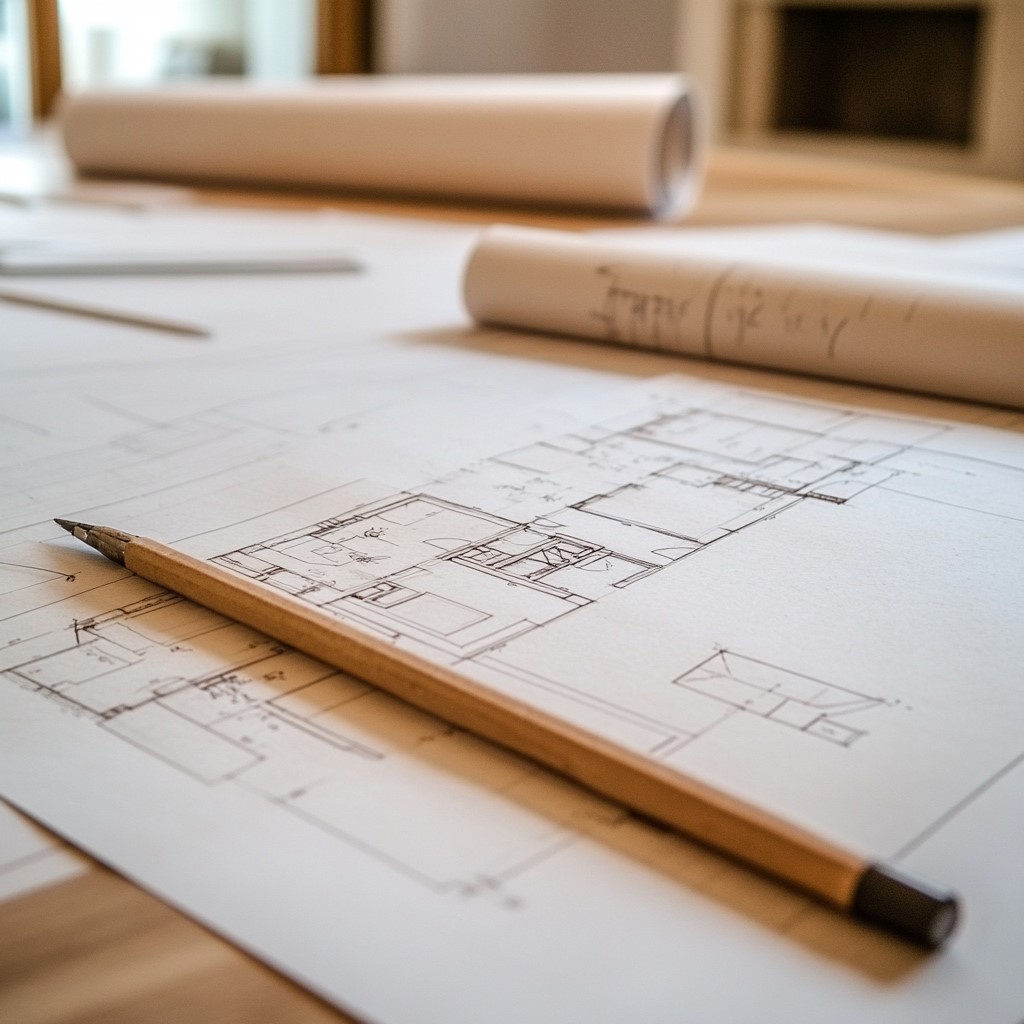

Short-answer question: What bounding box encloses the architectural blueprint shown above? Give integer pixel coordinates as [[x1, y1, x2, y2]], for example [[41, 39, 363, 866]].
[[207, 390, 907, 760], [2, 205, 1024, 1023], [2, 371, 1023, 1023]]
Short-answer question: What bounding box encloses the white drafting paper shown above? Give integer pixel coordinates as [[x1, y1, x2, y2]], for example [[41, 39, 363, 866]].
[[463, 224, 1024, 407], [61, 75, 702, 216], [128, 381, 1024, 860], [2, 208, 1024, 1023], [0, 800, 87, 902], [0, 203, 482, 371], [2, 373, 1024, 1022]]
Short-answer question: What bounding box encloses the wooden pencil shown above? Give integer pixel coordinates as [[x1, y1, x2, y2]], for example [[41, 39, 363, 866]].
[[56, 518, 960, 947]]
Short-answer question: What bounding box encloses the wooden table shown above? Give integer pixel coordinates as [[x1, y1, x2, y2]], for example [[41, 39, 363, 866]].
[[2, 140, 1024, 1024]]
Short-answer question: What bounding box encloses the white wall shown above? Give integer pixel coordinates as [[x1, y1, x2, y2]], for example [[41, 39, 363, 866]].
[[245, 0, 315, 80], [59, 0, 247, 88], [0, 0, 33, 135]]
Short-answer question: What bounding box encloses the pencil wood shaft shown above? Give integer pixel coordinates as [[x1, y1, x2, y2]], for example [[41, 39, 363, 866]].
[[55, 521, 959, 946]]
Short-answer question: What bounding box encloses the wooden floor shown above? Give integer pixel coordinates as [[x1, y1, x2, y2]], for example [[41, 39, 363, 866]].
[[2, 139, 1023, 1023], [0, 866, 353, 1024]]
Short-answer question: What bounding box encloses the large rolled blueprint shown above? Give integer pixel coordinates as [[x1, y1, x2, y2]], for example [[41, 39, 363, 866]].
[[61, 75, 702, 216], [464, 224, 1024, 407]]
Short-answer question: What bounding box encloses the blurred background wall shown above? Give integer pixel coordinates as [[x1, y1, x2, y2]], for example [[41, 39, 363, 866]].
[[1, 0, 1021, 179]]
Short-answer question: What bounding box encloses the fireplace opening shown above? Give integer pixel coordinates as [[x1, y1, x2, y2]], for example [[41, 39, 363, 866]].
[[772, 4, 983, 145]]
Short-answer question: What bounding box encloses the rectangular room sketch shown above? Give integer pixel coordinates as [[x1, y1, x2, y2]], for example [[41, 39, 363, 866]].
[[213, 492, 641, 661], [673, 651, 890, 747]]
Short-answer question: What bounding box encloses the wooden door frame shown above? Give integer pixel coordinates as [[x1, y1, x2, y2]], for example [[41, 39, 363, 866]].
[[316, 0, 373, 74], [26, 0, 62, 118]]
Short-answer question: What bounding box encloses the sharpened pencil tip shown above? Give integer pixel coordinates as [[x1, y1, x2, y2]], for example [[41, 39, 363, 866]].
[[55, 519, 134, 564], [55, 518, 97, 539]]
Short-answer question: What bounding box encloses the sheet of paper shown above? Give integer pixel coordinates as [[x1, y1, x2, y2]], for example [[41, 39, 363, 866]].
[[2, 208, 1024, 1023], [0, 801, 87, 902], [0, 204, 481, 370]]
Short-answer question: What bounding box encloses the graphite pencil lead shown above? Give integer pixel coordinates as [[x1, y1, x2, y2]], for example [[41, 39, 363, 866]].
[[54, 518, 87, 534]]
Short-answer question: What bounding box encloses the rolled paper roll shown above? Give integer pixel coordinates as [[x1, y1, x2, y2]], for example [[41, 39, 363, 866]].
[[464, 224, 1024, 408], [61, 75, 703, 217]]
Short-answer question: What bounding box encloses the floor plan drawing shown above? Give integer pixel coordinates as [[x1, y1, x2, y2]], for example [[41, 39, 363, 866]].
[[0, 585, 616, 899], [3, 381, 1023, 930], [8, 200, 1024, 1024], [213, 393, 923, 657], [204, 391, 947, 752], [0, 386, 958, 904]]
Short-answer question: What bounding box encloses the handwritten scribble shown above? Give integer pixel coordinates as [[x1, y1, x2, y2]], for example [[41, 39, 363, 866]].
[[589, 264, 692, 350]]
